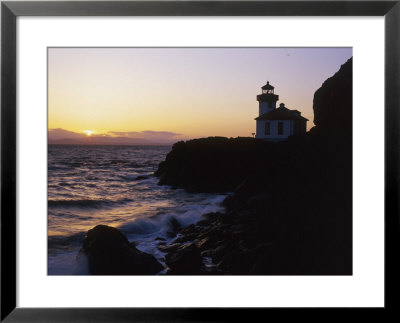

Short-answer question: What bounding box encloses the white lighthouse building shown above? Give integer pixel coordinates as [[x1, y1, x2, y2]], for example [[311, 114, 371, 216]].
[[255, 81, 308, 141]]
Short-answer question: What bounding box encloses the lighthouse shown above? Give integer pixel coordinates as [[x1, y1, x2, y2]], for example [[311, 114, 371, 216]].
[[255, 81, 308, 141], [257, 81, 279, 115]]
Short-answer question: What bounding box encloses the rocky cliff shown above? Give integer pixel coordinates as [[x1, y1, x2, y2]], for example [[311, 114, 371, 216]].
[[312, 57, 352, 137]]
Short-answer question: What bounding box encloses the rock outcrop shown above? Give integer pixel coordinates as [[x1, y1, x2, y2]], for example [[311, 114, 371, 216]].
[[79, 225, 163, 275], [312, 57, 352, 137], [155, 137, 276, 193]]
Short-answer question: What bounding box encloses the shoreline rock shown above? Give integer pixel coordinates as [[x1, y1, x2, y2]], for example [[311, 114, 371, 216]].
[[78, 225, 163, 275]]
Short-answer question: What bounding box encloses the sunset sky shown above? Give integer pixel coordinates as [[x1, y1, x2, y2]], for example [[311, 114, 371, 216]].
[[48, 47, 352, 144]]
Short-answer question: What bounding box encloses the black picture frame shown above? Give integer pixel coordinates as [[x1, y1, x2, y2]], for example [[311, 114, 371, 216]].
[[1, 0, 399, 321]]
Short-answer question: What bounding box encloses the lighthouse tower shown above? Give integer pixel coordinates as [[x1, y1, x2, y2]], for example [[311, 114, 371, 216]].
[[256, 81, 279, 115], [255, 81, 308, 141]]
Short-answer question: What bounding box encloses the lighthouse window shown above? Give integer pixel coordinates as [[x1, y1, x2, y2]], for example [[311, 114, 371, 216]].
[[278, 122, 284, 135], [265, 122, 271, 135]]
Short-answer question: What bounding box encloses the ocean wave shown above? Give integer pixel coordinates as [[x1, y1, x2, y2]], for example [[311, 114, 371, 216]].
[[48, 165, 70, 171], [48, 249, 89, 275], [118, 173, 155, 182], [120, 196, 225, 237], [48, 232, 86, 250], [119, 214, 182, 237], [119, 175, 139, 181], [58, 182, 75, 187], [100, 160, 145, 168], [48, 197, 132, 209]]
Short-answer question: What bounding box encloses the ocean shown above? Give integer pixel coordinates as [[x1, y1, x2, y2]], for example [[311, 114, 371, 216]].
[[48, 144, 226, 275]]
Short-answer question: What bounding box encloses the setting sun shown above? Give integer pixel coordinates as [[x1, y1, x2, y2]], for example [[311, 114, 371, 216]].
[[83, 130, 94, 136]]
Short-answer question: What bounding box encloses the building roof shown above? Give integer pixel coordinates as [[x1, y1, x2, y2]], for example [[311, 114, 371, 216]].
[[255, 105, 309, 121], [261, 81, 274, 90]]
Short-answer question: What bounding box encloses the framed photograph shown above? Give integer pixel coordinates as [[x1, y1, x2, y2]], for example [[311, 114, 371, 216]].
[[1, 0, 399, 321]]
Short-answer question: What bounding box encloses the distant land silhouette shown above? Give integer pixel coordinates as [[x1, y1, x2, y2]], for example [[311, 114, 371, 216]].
[[48, 129, 185, 146]]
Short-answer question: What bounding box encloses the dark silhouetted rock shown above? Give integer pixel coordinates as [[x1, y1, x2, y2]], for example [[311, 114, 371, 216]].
[[196, 236, 218, 251], [313, 57, 352, 137], [196, 212, 221, 226], [155, 136, 274, 193], [157, 242, 180, 253], [166, 217, 182, 238], [80, 225, 163, 275], [165, 243, 202, 275], [173, 233, 198, 244], [180, 224, 198, 235], [136, 175, 150, 180]]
